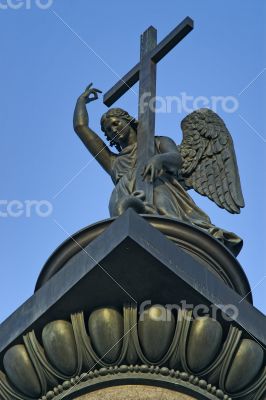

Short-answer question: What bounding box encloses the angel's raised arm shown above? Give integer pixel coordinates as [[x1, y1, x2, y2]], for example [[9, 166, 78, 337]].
[[73, 84, 116, 175]]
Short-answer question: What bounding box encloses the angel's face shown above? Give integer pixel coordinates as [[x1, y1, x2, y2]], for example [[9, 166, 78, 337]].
[[104, 117, 132, 145]]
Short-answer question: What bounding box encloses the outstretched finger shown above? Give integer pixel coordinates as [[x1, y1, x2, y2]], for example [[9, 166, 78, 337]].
[[94, 88, 103, 93], [85, 83, 93, 91]]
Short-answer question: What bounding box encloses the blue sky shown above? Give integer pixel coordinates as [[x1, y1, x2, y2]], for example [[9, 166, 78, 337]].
[[0, 0, 265, 322]]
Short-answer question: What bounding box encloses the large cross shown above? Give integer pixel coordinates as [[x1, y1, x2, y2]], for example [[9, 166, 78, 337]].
[[103, 17, 194, 205]]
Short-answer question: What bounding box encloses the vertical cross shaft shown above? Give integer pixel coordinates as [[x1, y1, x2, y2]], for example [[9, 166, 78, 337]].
[[136, 26, 157, 205], [103, 18, 194, 208]]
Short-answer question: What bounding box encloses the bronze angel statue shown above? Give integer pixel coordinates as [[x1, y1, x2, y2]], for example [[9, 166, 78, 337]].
[[74, 84, 245, 256]]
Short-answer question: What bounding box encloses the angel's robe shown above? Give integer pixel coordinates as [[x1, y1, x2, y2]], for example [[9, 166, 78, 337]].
[[108, 137, 243, 256]]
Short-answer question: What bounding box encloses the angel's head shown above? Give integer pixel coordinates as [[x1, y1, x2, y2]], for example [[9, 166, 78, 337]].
[[101, 108, 138, 151]]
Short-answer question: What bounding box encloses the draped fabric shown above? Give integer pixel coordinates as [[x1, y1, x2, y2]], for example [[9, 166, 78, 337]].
[[109, 138, 243, 256]]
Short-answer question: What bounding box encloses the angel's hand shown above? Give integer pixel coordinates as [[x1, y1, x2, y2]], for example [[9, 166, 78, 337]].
[[142, 155, 165, 183], [79, 83, 102, 104]]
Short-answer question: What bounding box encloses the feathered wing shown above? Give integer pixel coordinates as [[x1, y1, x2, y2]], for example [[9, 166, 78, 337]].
[[179, 108, 245, 214]]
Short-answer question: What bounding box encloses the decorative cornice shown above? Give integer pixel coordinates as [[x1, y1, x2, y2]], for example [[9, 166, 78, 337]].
[[0, 305, 265, 400]]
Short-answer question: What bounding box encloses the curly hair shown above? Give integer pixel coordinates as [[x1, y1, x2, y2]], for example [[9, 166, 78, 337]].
[[100, 108, 138, 152]]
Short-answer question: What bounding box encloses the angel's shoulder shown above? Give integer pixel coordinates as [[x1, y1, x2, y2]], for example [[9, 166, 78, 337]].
[[155, 135, 178, 152]]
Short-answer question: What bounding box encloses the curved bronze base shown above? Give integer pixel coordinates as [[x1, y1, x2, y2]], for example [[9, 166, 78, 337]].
[[35, 215, 252, 302]]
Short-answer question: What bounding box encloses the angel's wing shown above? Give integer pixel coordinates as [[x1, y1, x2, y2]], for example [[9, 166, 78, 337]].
[[180, 108, 244, 214]]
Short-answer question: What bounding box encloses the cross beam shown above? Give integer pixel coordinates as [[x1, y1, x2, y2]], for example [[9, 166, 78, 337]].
[[103, 17, 194, 206], [103, 17, 194, 107]]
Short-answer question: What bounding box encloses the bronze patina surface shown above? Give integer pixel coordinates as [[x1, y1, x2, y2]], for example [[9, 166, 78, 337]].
[[1, 304, 264, 400], [73, 19, 244, 255]]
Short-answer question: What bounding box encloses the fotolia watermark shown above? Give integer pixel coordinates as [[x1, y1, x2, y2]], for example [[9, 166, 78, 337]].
[[0, 0, 53, 9], [139, 300, 239, 322], [0, 200, 53, 218], [139, 92, 239, 115]]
